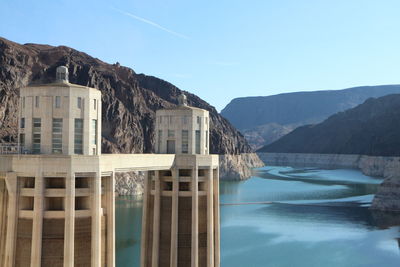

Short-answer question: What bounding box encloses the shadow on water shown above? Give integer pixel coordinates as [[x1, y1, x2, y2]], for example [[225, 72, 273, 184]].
[[116, 196, 143, 267], [257, 202, 400, 230]]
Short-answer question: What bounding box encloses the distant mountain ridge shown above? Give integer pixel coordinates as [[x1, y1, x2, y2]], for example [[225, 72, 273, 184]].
[[258, 94, 400, 156], [221, 85, 400, 149]]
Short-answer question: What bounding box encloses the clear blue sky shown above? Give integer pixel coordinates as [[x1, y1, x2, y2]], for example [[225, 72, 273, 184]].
[[1, 0, 400, 111]]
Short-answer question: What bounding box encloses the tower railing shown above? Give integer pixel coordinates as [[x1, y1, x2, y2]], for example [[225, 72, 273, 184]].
[[0, 143, 28, 154]]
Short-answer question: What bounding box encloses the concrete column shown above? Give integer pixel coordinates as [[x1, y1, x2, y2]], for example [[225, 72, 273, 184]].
[[4, 172, 18, 267], [140, 171, 151, 267], [191, 166, 199, 267], [151, 171, 161, 267], [0, 178, 8, 267], [91, 172, 101, 267], [106, 172, 115, 267], [213, 168, 220, 267], [31, 173, 44, 267], [64, 174, 75, 267], [170, 168, 179, 267], [207, 168, 214, 267]]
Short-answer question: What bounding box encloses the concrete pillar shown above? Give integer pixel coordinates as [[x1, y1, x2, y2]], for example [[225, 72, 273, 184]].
[[191, 166, 199, 267], [91, 172, 101, 267], [151, 171, 161, 267], [170, 168, 179, 267], [106, 172, 115, 267], [4, 172, 18, 267], [213, 168, 220, 267], [140, 171, 150, 267], [31, 172, 44, 267], [0, 178, 8, 267], [207, 168, 214, 267], [64, 174, 75, 267]]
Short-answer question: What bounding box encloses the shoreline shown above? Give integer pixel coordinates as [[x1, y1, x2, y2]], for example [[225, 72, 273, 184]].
[[257, 152, 400, 212]]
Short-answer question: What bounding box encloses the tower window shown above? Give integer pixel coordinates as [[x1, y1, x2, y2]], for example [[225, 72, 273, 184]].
[[77, 97, 82, 109], [22, 97, 25, 109], [205, 130, 208, 149], [19, 134, 25, 147], [35, 96, 40, 108], [32, 118, 41, 154], [52, 118, 63, 154], [157, 130, 162, 153], [195, 130, 200, 154], [168, 130, 175, 138], [74, 119, 83, 154], [93, 99, 96, 110], [20, 118, 25, 128], [92, 119, 97, 145], [55, 96, 61, 108], [182, 130, 188, 154]]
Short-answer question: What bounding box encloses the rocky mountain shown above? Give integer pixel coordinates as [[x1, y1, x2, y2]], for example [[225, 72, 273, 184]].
[[258, 94, 400, 156], [221, 85, 400, 149], [0, 37, 262, 179]]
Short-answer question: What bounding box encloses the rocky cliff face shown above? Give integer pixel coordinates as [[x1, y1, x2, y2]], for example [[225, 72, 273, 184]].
[[219, 153, 264, 180], [115, 172, 144, 196], [371, 178, 400, 212], [0, 37, 261, 180], [259, 152, 400, 211]]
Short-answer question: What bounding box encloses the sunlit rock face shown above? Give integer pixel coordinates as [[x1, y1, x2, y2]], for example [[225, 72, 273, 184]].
[[115, 172, 144, 196]]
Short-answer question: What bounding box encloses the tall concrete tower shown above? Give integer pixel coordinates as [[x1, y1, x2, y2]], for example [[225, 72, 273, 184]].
[[141, 94, 220, 267], [18, 66, 102, 156], [0, 67, 113, 267]]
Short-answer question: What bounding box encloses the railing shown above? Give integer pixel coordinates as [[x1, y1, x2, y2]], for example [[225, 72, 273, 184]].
[[0, 143, 28, 154]]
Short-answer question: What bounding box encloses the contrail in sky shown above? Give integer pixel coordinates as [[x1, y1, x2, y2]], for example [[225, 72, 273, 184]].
[[112, 7, 189, 40]]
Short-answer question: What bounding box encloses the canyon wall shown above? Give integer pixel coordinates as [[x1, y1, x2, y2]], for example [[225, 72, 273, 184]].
[[219, 153, 264, 181], [115, 171, 144, 196]]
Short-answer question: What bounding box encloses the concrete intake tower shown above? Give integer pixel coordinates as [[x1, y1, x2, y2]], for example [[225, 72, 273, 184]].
[[0, 66, 220, 267]]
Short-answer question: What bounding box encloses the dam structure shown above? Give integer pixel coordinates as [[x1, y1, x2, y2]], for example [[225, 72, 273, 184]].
[[0, 66, 220, 267]]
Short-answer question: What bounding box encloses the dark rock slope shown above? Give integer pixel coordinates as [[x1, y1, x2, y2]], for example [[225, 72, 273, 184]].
[[221, 85, 400, 148], [258, 94, 400, 156], [0, 37, 261, 178]]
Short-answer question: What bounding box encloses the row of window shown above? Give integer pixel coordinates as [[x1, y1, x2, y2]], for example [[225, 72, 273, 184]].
[[157, 129, 208, 154], [21, 96, 98, 110], [158, 116, 209, 125], [20, 117, 97, 154]]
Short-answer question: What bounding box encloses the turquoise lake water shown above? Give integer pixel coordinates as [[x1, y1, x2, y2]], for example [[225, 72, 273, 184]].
[[116, 166, 400, 267]]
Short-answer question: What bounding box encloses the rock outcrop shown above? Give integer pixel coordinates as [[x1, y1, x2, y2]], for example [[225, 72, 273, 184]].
[[115, 172, 144, 196], [219, 153, 264, 180], [0, 37, 262, 182], [371, 178, 400, 212]]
